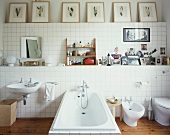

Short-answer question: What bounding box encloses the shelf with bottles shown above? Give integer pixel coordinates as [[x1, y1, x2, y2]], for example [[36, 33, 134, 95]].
[[66, 38, 97, 66]]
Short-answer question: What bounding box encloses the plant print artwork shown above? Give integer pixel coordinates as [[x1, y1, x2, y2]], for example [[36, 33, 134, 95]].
[[91, 6, 101, 18], [13, 7, 23, 18], [67, 6, 76, 18], [143, 6, 153, 17], [36, 6, 45, 18], [117, 6, 127, 17]]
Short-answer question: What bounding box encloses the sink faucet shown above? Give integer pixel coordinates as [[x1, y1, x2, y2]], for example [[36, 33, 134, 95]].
[[29, 78, 32, 83], [125, 96, 133, 104], [19, 78, 23, 83]]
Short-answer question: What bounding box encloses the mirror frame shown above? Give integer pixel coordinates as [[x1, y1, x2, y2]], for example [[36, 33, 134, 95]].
[[21, 37, 41, 59]]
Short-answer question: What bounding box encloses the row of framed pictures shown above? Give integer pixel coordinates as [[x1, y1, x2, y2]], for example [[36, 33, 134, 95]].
[[9, 2, 158, 23]]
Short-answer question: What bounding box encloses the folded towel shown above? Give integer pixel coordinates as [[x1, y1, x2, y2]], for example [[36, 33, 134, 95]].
[[44, 83, 55, 101]]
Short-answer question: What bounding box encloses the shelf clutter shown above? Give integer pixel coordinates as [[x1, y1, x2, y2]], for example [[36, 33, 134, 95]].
[[66, 38, 97, 66]]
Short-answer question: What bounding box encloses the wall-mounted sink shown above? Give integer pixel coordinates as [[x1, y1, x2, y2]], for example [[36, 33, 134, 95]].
[[7, 81, 42, 95]]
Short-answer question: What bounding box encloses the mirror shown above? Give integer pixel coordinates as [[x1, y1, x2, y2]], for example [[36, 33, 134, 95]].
[[21, 37, 41, 58]]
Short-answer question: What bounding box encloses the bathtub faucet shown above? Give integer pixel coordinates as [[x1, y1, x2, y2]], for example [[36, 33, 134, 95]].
[[125, 96, 133, 104], [81, 80, 89, 92]]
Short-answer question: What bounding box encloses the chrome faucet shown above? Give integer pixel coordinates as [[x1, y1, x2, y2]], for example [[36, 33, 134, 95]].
[[125, 96, 133, 103], [29, 78, 32, 83], [80, 80, 89, 92], [19, 78, 23, 83]]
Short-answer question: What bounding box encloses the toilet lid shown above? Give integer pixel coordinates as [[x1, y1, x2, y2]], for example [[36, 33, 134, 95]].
[[155, 98, 170, 109]]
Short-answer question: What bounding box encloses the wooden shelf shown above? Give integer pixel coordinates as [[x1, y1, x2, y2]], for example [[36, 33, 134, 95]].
[[67, 55, 96, 58], [67, 47, 95, 49], [66, 38, 97, 66]]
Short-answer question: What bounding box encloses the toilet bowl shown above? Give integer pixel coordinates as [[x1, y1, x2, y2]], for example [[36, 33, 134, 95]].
[[122, 101, 145, 127], [152, 98, 170, 126]]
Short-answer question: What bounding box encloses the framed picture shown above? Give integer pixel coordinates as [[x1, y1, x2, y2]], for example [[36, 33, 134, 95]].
[[62, 2, 80, 23], [87, 2, 105, 23], [123, 28, 150, 42], [9, 3, 28, 23], [113, 2, 131, 22], [160, 47, 166, 56], [141, 44, 147, 50], [32, 1, 50, 23], [138, 2, 158, 22], [162, 56, 167, 65], [140, 58, 146, 65], [156, 58, 162, 65]]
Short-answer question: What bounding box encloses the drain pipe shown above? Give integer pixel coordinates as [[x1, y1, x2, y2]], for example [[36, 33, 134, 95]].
[[16, 94, 30, 105]]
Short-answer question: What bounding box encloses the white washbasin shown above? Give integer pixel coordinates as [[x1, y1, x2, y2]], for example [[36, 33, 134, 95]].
[[7, 81, 42, 95]]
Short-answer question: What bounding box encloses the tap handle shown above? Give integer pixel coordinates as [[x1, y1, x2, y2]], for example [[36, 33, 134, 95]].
[[20, 78, 23, 83], [29, 78, 32, 83]]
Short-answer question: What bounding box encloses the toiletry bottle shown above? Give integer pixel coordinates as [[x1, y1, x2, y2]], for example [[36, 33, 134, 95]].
[[107, 53, 111, 66]]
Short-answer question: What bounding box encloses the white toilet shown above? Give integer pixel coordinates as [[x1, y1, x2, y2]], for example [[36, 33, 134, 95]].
[[122, 101, 145, 127], [152, 98, 170, 126]]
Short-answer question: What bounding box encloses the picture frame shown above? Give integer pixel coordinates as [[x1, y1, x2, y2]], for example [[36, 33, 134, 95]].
[[87, 2, 105, 23], [138, 2, 158, 22], [140, 58, 146, 65], [156, 58, 162, 65], [141, 44, 147, 50], [123, 28, 150, 42], [160, 47, 166, 56], [113, 2, 131, 22], [9, 3, 28, 23], [162, 56, 167, 65], [32, 1, 50, 23], [62, 2, 80, 23]]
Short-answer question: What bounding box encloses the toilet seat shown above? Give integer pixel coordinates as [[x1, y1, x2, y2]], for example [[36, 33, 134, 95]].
[[155, 98, 170, 109]]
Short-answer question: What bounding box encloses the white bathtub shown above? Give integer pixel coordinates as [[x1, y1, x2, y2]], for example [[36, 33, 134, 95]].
[[49, 90, 121, 134]]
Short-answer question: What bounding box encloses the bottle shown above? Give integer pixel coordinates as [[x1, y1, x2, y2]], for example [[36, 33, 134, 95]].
[[107, 53, 111, 66]]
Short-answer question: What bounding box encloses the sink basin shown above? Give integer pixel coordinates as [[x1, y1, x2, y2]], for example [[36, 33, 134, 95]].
[[7, 81, 42, 95]]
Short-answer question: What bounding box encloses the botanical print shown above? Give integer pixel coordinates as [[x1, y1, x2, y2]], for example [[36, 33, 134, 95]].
[[117, 6, 127, 17], [143, 6, 153, 17], [66, 6, 76, 18], [91, 6, 101, 18], [36, 6, 45, 18], [13, 7, 23, 18]]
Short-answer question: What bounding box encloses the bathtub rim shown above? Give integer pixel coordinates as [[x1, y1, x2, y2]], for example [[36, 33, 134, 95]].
[[49, 90, 121, 134]]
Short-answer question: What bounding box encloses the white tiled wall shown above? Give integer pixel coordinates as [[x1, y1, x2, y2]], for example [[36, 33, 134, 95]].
[[3, 22, 167, 66], [0, 66, 170, 118], [0, 22, 169, 118]]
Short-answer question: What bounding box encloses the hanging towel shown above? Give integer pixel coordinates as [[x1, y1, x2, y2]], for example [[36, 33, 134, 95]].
[[44, 83, 55, 101]]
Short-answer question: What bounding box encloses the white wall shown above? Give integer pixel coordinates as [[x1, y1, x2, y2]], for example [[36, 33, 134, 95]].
[[5, 0, 162, 23], [162, 0, 170, 56], [0, 0, 5, 51]]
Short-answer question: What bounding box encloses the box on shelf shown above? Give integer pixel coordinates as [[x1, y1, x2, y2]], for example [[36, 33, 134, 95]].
[[0, 99, 17, 126]]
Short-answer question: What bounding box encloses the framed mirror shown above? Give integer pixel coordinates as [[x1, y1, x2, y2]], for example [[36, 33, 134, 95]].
[[21, 37, 41, 59]]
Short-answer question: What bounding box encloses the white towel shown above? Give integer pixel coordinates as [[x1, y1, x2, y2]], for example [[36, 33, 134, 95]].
[[44, 83, 55, 101]]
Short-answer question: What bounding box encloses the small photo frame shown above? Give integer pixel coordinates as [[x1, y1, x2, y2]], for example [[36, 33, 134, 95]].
[[160, 47, 166, 56], [141, 44, 147, 50], [32, 1, 50, 23], [138, 2, 158, 22], [62, 2, 80, 23], [113, 2, 131, 22], [140, 58, 146, 65], [156, 58, 162, 65], [9, 3, 28, 23], [123, 28, 150, 42], [87, 2, 105, 23], [162, 56, 167, 65]]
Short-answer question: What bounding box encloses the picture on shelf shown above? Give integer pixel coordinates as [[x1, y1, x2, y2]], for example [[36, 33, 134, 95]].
[[87, 2, 105, 22], [113, 2, 131, 22], [156, 58, 161, 65], [160, 47, 166, 56], [141, 44, 147, 50], [62, 2, 80, 23], [111, 47, 121, 64], [138, 2, 158, 22], [32, 1, 50, 22], [123, 28, 150, 42], [9, 2, 28, 23]]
